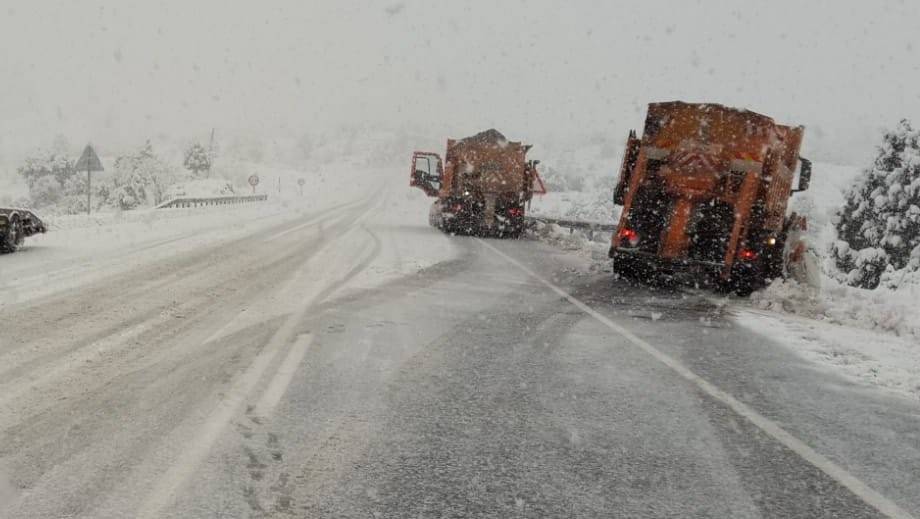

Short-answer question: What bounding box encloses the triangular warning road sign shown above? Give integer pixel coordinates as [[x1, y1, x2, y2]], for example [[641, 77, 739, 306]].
[[75, 144, 104, 172], [531, 170, 547, 195]]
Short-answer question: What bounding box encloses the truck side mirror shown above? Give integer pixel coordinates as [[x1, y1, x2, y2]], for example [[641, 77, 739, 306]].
[[794, 157, 812, 192]]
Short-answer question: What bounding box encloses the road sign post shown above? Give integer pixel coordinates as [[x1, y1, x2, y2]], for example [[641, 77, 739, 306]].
[[297, 178, 305, 196], [75, 144, 104, 215], [248, 174, 260, 194]]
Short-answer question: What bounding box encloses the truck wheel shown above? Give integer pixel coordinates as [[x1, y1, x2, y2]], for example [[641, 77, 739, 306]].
[[611, 253, 634, 280], [717, 274, 761, 297], [2, 216, 23, 253]]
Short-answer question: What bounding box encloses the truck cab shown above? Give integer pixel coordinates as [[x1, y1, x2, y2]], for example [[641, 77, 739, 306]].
[[610, 102, 811, 294]]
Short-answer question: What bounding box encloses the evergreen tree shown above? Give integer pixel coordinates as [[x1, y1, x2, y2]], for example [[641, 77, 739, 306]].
[[183, 142, 211, 177], [831, 120, 920, 288]]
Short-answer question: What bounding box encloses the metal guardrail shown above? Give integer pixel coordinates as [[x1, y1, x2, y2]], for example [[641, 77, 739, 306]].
[[156, 194, 268, 209], [525, 216, 617, 239]]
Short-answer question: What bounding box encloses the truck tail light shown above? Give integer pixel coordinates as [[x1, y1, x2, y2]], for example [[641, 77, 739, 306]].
[[451, 203, 463, 212], [618, 228, 640, 247], [739, 249, 758, 261], [507, 207, 523, 217]]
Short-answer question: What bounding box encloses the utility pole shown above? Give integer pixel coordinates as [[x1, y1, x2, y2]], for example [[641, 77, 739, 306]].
[[208, 128, 216, 160]]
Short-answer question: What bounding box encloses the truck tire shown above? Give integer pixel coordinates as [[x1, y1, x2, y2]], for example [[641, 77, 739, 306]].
[[611, 252, 636, 281], [2, 216, 23, 253], [718, 263, 765, 297]]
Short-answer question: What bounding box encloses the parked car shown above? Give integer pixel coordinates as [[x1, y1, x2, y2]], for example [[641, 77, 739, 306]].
[[0, 207, 47, 253]]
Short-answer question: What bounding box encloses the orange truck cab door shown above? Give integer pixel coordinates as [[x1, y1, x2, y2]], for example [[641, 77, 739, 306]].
[[410, 151, 444, 197]]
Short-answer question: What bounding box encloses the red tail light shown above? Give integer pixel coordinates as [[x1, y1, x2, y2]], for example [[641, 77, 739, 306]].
[[739, 249, 758, 261], [507, 207, 523, 217], [618, 228, 640, 247], [451, 203, 463, 212]]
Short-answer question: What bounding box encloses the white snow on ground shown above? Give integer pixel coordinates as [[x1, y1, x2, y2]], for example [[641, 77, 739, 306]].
[[0, 164, 455, 311], [532, 222, 611, 262], [162, 178, 236, 200], [528, 142, 620, 224], [736, 309, 920, 401], [528, 190, 619, 223]]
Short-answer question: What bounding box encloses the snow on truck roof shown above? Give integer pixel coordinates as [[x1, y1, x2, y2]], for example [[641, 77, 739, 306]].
[[647, 101, 801, 133], [449, 129, 530, 150], [644, 101, 804, 167]]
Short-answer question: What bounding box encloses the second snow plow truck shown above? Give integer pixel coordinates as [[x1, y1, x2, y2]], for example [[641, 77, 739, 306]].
[[410, 129, 545, 237], [610, 102, 812, 295]]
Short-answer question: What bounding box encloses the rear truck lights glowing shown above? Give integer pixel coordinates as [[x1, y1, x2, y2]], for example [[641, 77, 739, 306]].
[[618, 228, 640, 247], [739, 248, 758, 261], [507, 207, 523, 217]]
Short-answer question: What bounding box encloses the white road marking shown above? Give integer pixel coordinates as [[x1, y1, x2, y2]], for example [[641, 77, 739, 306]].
[[478, 238, 915, 519], [253, 333, 313, 417]]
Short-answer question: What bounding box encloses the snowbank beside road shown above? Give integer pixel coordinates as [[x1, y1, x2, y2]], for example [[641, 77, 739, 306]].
[[750, 278, 919, 339], [737, 309, 920, 401], [163, 178, 236, 200]]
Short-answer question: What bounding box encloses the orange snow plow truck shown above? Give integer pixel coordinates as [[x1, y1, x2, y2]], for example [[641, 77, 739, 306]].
[[410, 129, 545, 237], [610, 102, 812, 294]]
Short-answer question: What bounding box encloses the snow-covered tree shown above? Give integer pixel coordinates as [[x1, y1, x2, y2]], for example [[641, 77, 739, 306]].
[[831, 120, 920, 289], [18, 149, 76, 190], [183, 142, 211, 177], [109, 141, 176, 209], [17, 148, 79, 209]]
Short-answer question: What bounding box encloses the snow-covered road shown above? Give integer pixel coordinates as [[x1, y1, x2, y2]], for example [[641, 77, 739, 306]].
[[0, 169, 918, 518]]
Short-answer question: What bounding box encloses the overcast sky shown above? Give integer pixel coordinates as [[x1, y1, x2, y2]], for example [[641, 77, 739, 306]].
[[2, 0, 919, 164]]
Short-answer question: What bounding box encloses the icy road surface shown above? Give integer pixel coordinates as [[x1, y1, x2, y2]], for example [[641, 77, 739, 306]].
[[1, 175, 918, 518]]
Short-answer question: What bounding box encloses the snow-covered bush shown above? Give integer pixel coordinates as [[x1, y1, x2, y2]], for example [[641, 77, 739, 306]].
[[830, 120, 920, 289], [108, 141, 177, 210], [17, 149, 79, 209], [29, 175, 63, 207]]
